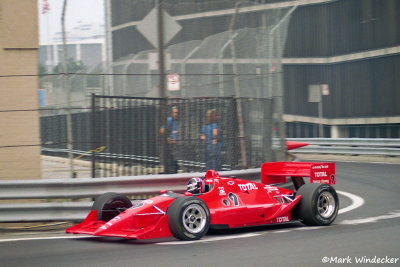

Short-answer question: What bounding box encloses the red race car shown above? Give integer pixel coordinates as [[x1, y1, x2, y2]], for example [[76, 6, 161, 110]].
[[66, 161, 338, 241]]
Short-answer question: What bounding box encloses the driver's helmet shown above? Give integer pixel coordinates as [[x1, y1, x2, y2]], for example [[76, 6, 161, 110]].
[[187, 177, 205, 194]]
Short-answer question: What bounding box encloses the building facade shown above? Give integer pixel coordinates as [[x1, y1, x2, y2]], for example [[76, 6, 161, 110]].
[[0, 0, 41, 179], [39, 41, 105, 72], [106, 0, 400, 138], [38, 40, 106, 110]]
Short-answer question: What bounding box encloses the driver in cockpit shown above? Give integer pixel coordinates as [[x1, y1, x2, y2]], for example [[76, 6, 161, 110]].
[[187, 177, 214, 195]]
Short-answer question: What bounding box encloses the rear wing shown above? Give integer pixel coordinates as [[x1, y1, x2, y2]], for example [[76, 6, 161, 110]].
[[261, 162, 336, 187]]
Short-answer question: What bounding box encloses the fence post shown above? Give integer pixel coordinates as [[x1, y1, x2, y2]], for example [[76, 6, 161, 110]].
[[159, 98, 167, 173], [234, 97, 247, 168], [91, 93, 96, 178]]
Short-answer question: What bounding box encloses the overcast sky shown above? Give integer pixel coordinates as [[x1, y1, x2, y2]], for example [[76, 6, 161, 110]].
[[38, 0, 105, 44]]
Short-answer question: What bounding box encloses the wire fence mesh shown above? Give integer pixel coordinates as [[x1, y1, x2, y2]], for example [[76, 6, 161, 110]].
[[41, 95, 278, 177], [38, 3, 294, 177], [35, 0, 400, 180]]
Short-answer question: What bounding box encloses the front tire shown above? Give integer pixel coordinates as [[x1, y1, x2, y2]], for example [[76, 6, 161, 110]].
[[167, 197, 210, 241], [294, 183, 339, 226], [92, 192, 132, 221]]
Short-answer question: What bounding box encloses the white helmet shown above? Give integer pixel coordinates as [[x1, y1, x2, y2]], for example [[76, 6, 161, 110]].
[[187, 177, 205, 194]]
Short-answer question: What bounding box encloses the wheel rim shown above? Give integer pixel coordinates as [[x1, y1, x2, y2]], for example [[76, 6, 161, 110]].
[[182, 204, 207, 234], [317, 191, 336, 218]]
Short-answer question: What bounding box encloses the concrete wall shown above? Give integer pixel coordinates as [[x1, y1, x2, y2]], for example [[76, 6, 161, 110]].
[[0, 0, 41, 179]]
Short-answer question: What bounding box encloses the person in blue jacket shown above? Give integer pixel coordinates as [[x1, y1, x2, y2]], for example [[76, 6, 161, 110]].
[[160, 106, 179, 173], [200, 109, 222, 171]]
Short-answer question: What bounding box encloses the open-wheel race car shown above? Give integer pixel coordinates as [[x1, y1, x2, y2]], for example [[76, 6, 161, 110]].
[[66, 161, 339, 241]]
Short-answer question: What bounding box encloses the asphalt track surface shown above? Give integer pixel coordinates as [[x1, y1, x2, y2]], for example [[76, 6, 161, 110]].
[[0, 162, 399, 267]]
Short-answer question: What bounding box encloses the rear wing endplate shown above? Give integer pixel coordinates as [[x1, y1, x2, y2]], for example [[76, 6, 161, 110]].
[[261, 162, 336, 185]]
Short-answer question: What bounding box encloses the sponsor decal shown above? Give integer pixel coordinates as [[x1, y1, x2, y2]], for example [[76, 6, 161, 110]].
[[312, 180, 330, 184], [100, 216, 121, 230], [131, 202, 144, 209], [227, 181, 235, 185], [264, 185, 279, 192], [311, 163, 335, 184], [276, 216, 289, 223], [314, 171, 327, 177], [218, 187, 226, 196], [312, 164, 329, 170], [238, 183, 259, 191]]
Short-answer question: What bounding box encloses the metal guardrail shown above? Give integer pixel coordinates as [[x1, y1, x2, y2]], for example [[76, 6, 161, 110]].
[[287, 138, 400, 156], [2, 138, 400, 223], [0, 202, 92, 222], [0, 169, 260, 222]]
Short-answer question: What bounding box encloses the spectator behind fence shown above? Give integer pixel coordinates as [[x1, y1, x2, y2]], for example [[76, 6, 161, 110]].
[[160, 106, 179, 173], [200, 109, 222, 171]]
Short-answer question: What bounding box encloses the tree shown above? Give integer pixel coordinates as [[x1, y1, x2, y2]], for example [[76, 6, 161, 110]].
[[39, 63, 48, 76], [52, 58, 87, 74]]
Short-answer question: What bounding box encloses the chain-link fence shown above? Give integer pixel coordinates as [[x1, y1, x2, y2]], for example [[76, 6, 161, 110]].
[[110, 6, 293, 100], [38, 3, 294, 177], [39, 64, 108, 115], [41, 95, 277, 177], [37, 1, 400, 179], [40, 3, 294, 108]]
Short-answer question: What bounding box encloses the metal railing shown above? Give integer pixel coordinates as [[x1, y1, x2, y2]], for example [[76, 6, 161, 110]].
[[2, 138, 400, 223], [287, 138, 400, 156], [0, 169, 260, 222]]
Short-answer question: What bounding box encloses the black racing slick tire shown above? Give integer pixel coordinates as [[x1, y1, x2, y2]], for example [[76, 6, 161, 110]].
[[294, 183, 339, 226], [92, 192, 132, 222], [167, 197, 210, 241]]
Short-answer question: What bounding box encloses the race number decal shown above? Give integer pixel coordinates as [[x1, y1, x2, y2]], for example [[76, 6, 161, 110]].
[[228, 193, 239, 206]]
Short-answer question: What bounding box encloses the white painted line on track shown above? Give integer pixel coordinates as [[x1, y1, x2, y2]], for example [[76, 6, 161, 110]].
[[337, 190, 365, 214], [294, 226, 324, 231], [0, 235, 93, 243], [271, 230, 292, 234], [160, 233, 261, 245], [340, 210, 400, 225]]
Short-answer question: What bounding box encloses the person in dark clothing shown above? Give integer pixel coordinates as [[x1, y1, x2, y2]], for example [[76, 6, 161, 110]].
[[160, 106, 179, 173], [200, 109, 222, 171]]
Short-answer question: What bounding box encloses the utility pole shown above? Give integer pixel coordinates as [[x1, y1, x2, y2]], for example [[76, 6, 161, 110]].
[[157, 0, 166, 99], [157, 0, 168, 171], [229, 2, 247, 168], [269, 5, 298, 161], [61, 0, 75, 178]]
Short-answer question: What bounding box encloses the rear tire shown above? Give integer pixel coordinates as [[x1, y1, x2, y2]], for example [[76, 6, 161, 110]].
[[92, 192, 132, 221], [167, 197, 210, 241], [294, 183, 339, 226]]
